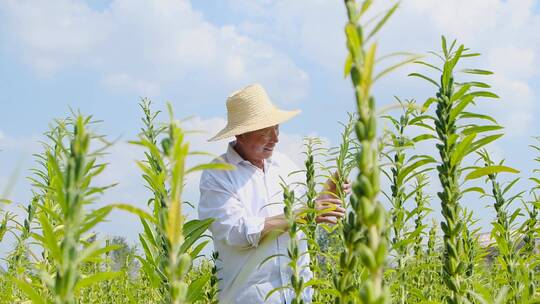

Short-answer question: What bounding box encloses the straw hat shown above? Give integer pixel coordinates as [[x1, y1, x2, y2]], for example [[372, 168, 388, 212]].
[[208, 84, 301, 141]]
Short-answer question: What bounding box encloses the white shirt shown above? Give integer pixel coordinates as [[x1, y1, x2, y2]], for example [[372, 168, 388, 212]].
[[198, 142, 312, 303]]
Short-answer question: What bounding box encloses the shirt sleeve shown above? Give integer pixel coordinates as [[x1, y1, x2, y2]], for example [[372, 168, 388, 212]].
[[198, 173, 266, 249]]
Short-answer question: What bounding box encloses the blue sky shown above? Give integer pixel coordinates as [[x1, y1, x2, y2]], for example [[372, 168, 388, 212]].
[[1, 0, 539, 257]]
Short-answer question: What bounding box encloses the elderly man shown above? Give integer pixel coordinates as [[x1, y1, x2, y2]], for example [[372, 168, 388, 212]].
[[198, 84, 347, 303]]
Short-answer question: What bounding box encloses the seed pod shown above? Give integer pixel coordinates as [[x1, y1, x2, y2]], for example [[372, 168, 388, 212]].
[[177, 253, 191, 277], [358, 244, 376, 270], [355, 121, 367, 140], [161, 138, 171, 155], [360, 280, 375, 303], [367, 115, 376, 140]]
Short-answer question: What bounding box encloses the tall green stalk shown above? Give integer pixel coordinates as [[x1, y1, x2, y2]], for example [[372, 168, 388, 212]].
[[381, 101, 436, 303], [132, 100, 233, 304], [330, 113, 358, 209], [283, 183, 306, 304], [477, 150, 523, 303], [14, 113, 120, 304], [382, 101, 435, 265], [204, 251, 220, 304], [337, 1, 408, 302], [412, 36, 503, 303], [294, 136, 335, 302], [302, 137, 323, 278], [412, 174, 430, 258]]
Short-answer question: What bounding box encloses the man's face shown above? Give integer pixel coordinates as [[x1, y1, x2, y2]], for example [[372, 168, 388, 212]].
[[236, 125, 280, 161]]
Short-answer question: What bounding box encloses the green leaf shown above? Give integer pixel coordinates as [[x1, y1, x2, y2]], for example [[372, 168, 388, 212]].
[[38, 212, 61, 264], [449, 95, 474, 123], [75, 271, 121, 291], [187, 274, 211, 303], [460, 81, 491, 88], [344, 54, 353, 78], [442, 35, 448, 58], [265, 286, 291, 301], [451, 84, 471, 102], [413, 60, 442, 72], [412, 134, 437, 142], [409, 73, 440, 87], [462, 187, 485, 195], [461, 125, 503, 136], [110, 203, 157, 224], [345, 23, 361, 58], [13, 278, 47, 304], [451, 133, 476, 167], [189, 240, 210, 259], [78, 243, 122, 264], [459, 112, 498, 124], [502, 177, 520, 195], [448, 44, 464, 71], [184, 218, 213, 238], [464, 91, 499, 99], [466, 134, 504, 155], [461, 69, 494, 75], [409, 114, 434, 126], [362, 42, 377, 95], [461, 52, 481, 58], [186, 163, 235, 175], [181, 218, 213, 254], [366, 3, 399, 41], [258, 253, 287, 269], [360, 0, 373, 16], [140, 218, 158, 247], [374, 55, 422, 82], [420, 98, 437, 113], [465, 165, 520, 180], [78, 205, 113, 236], [398, 157, 436, 184], [530, 177, 540, 186]]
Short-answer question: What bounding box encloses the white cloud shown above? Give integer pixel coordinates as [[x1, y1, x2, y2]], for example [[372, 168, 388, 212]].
[[1, 0, 109, 75], [102, 73, 160, 96], [487, 47, 536, 80], [487, 73, 535, 136], [232, 0, 347, 71], [407, 0, 501, 42], [1, 0, 309, 101]]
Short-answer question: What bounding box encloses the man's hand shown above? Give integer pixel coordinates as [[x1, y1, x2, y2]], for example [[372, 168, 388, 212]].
[[320, 171, 351, 200], [315, 198, 346, 225]]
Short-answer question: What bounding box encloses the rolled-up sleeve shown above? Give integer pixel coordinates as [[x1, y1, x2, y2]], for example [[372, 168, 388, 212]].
[[199, 173, 265, 248]]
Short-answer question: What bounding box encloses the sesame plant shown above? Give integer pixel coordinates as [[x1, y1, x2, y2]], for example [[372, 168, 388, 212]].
[[411, 173, 431, 258], [328, 113, 358, 209], [129, 100, 233, 304], [380, 100, 437, 303], [14, 113, 121, 304], [411, 36, 512, 303], [203, 251, 220, 304], [474, 149, 530, 303], [301, 136, 324, 277], [381, 100, 435, 259], [337, 0, 416, 302], [282, 183, 306, 304]]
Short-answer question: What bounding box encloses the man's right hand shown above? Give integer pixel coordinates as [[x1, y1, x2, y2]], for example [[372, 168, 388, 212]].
[[314, 198, 346, 225]]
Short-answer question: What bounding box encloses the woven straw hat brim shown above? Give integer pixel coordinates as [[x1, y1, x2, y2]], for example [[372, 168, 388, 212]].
[[208, 108, 300, 142]]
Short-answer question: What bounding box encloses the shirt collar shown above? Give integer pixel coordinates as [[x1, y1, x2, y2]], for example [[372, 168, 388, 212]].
[[226, 141, 275, 167]]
